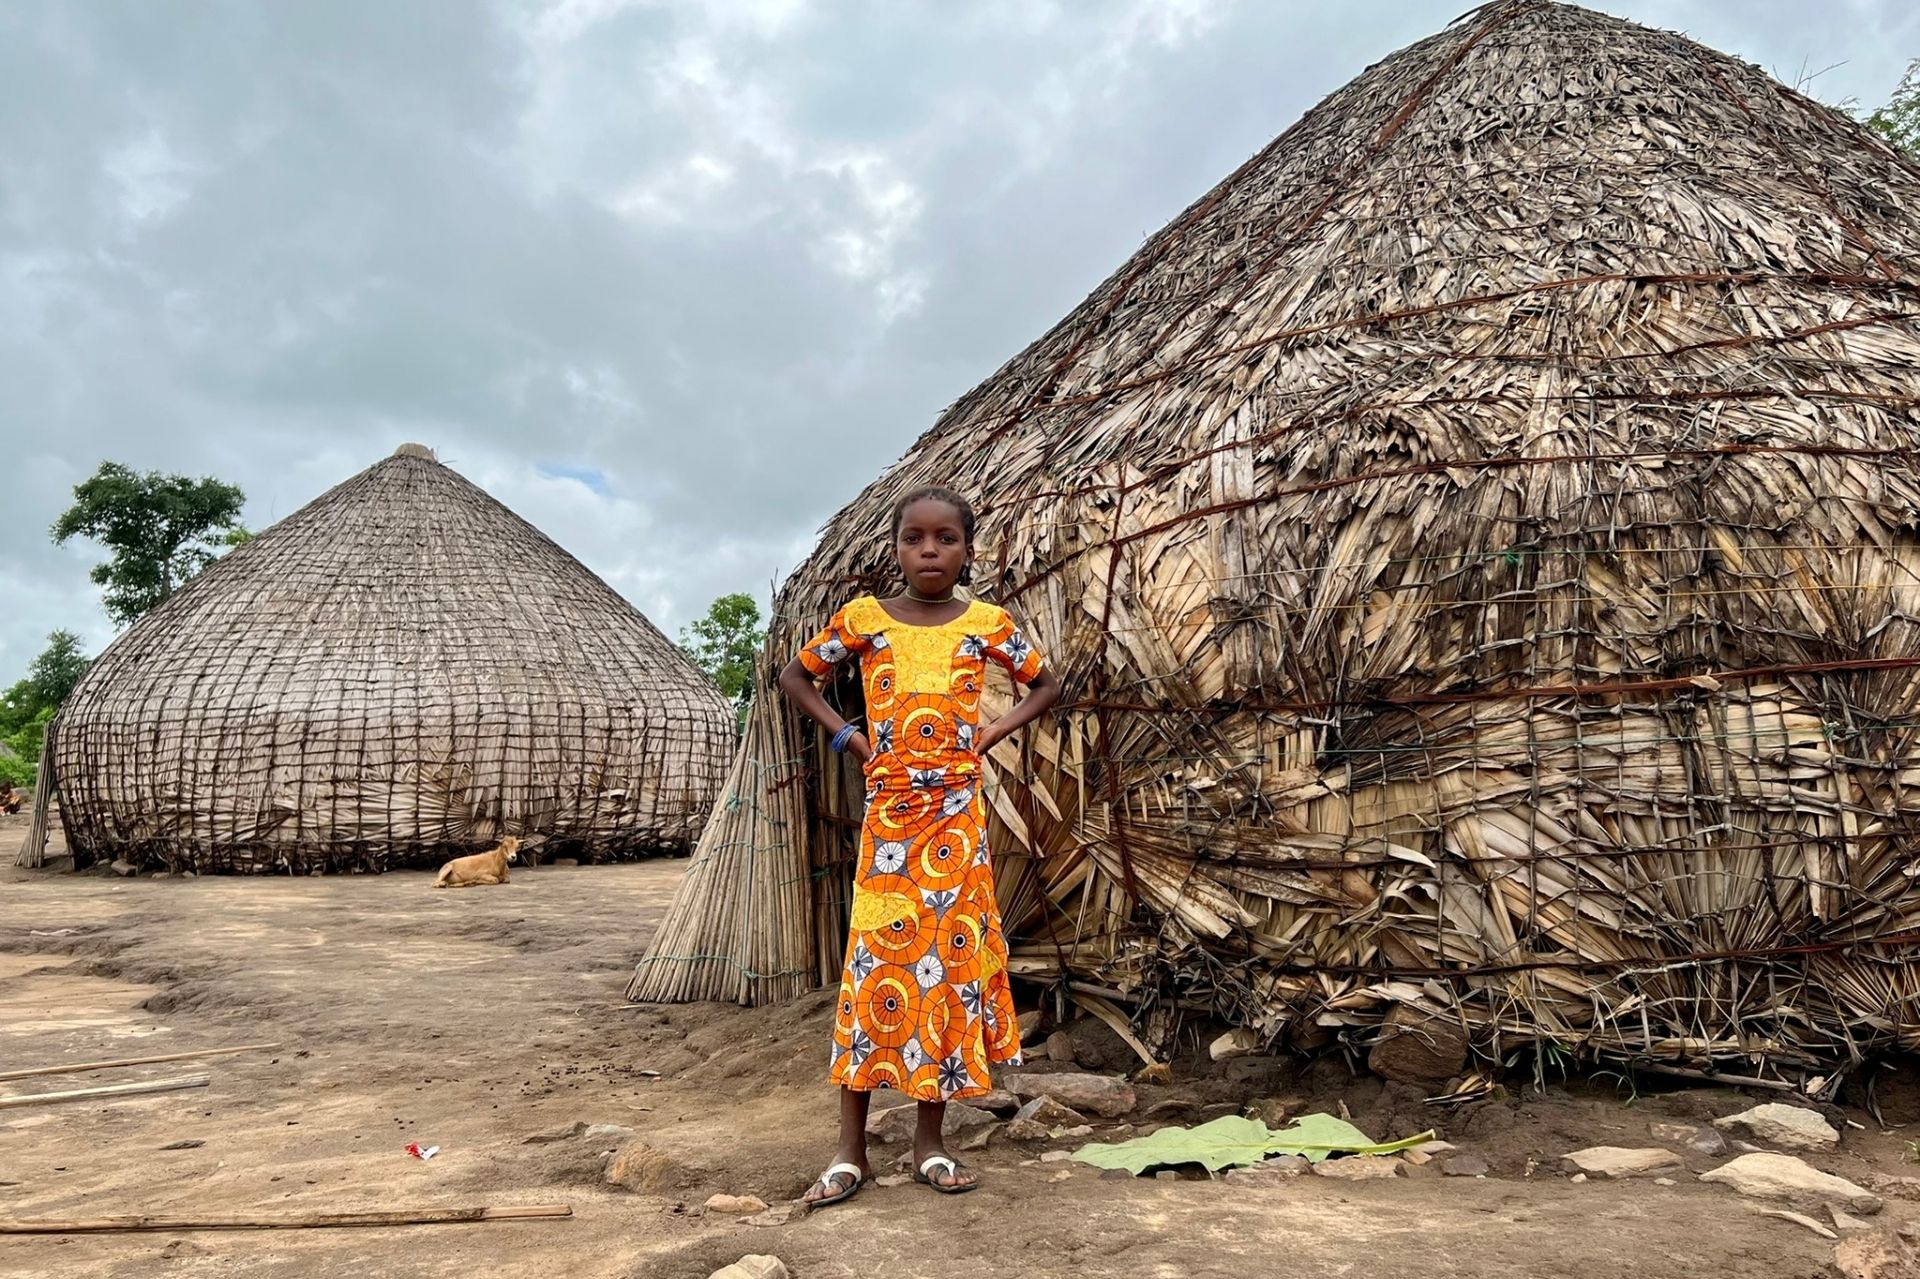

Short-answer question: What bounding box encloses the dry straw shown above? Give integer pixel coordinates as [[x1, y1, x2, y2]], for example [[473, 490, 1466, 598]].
[[630, 0, 1920, 1076], [23, 445, 734, 873]]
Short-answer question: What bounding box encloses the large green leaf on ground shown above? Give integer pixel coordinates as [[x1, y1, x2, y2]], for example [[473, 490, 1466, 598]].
[[1070, 1112, 1434, 1175]]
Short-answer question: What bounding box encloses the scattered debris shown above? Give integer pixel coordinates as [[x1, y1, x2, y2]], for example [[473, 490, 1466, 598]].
[[1714, 1104, 1841, 1153], [1757, 1209, 1838, 1240], [604, 1141, 684, 1193], [1699, 1154, 1882, 1215], [1559, 1147, 1683, 1179], [404, 1143, 440, 1161]]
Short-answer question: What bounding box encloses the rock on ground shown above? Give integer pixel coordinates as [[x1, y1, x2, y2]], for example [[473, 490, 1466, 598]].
[[1699, 1153, 1882, 1215], [1227, 1155, 1310, 1181], [866, 1100, 997, 1144], [1003, 1117, 1050, 1142], [1007, 1072, 1136, 1118], [1366, 1005, 1469, 1085], [1312, 1156, 1402, 1181], [1714, 1104, 1841, 1153], [1833, 1230, 1920, 1279], [1441, 1154, 1491, 1178], [1014, 1095, 1087, 1126], [704, 1193, 769, 1215], [1560, 1147, 1683, 1179], [709, 1257, 790, 1279]]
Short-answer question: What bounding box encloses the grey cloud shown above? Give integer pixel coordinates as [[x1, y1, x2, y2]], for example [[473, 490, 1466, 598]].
[[2, 0, 1915, 676]]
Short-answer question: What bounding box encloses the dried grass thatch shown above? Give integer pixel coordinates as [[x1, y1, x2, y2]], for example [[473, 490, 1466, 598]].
[[27, 445, 734, 873], [631, 0, 1920, 1075]]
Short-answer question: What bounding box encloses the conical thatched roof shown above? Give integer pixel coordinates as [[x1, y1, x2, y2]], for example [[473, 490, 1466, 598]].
[[632, 1, 1920, 1076], [37, 445, 734, 873]]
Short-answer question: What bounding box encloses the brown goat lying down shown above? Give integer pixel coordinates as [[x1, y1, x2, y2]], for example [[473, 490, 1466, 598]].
[[433, 835, 519, 888]]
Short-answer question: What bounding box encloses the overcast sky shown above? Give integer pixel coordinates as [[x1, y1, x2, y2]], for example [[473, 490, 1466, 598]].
[[3, 0, 1915, 677]]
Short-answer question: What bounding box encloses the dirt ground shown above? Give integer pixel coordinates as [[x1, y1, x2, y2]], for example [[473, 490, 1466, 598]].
[[4, 805, 1918, 1279]]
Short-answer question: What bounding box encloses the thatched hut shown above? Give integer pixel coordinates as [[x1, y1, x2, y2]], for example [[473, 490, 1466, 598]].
[[631, 0, 1920, 1077], [27, 445, 734, 873]]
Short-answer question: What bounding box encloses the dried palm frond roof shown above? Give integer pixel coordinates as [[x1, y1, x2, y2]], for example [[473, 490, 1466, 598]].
[[34, 445, 735, 873], [631, 0, 1920, 1077]]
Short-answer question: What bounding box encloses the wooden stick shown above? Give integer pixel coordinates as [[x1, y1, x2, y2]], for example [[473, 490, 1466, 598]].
[[0, 1073, 211, 1110], [1625, 1062, 1798, 1091], [0, 1043, 281, 1082], [0, 1204, 574, 1234]]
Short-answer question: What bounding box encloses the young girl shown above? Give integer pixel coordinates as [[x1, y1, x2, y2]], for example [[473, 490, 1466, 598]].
[[777, 486, 1060, 1204]]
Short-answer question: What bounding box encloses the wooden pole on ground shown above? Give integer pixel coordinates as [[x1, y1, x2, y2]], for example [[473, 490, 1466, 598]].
[[0, 1205, 574, 1234], [0, 1073, 211, 1110], [0, 1043, 281, 1082], [13, 750, 52, 869]]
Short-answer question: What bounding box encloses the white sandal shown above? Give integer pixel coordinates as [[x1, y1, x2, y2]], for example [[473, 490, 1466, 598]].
[[808, 1160, 867, 1207], [912, 1153, 978, 1195]]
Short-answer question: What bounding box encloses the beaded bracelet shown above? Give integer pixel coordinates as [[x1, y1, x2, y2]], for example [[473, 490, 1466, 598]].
[[829, 723, 858, 753]]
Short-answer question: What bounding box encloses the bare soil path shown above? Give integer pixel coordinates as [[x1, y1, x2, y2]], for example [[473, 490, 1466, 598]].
[[2, 810, 1913, 1278]]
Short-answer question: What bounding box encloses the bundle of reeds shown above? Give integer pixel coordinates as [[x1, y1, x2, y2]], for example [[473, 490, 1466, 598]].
[[630, 0, 1920, 1074], [29, 445, 736, 874]]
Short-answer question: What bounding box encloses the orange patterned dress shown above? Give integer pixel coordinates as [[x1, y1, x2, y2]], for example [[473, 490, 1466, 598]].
[[797, 595, 1045, 1101]]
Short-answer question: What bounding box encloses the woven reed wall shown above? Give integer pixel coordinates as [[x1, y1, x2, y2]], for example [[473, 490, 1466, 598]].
[[632, 1, 1920, 1074], [45, 447, 735, 873]]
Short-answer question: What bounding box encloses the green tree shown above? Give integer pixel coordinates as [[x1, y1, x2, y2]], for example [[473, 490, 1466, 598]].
[[0, 631, 92, 786], [679, 593, 765, 720], [1865, 59, 1920, 154], [52, 461, 249, 626]]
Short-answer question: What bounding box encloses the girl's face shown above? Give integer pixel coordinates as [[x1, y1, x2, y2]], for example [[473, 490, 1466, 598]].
[[895, 498, 970, 595]]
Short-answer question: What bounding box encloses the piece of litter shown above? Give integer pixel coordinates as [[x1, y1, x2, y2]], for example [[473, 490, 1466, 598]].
[[404, 1143, 441, 1161]]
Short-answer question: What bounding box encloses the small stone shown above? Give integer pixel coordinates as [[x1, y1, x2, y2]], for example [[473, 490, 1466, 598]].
[[158, 1139, 205, 1151], [704, 1193, 769, 1215], [1155, 1170, 1180, 1181], [1714, 1104, 1841, 1153], [1053, 1125, 1094, 1139], [1014, 1096, 1087, 1127], [875, 1174, 910, 1188], [1008, 1073, 1136, 1118], [1049, 1170, 1072, 1182], [1040, 1150, 1074, 1163], [1865, 1175, 1920, 1202], [1441, 1154, 1491, 1178], [583, 1124, 634, 1147], [1099, 1167, 1133, 1181], [1313, 1156, 1402, 1181], [1569, 1173, 1587, 1184], [1366, 1005, 1469, 1085], [525, 1122, 589, 1145], [1003, 1118, 1050, 1142], [109, 859, 137, 877], [1045, 1032, 1077, 1064], [1699, 1153, 1882, 1215], [864, 1101, 916, 1143], [552, 858, 580, 868], [707, 1257, 789, 1279], [151, 871, 170, 879], [1653, 1177, 1677, 1187], [1229, 1154, 1309, 1181], [1560, 1147, 1683, 1179], [976, 1089, 1020, 1114], [1209, 1028, 1260, 1061], [1833, 1209, 1877, 1234], [1017, 1011, 1043, 1040], [943, 1102, 998, 1137]]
